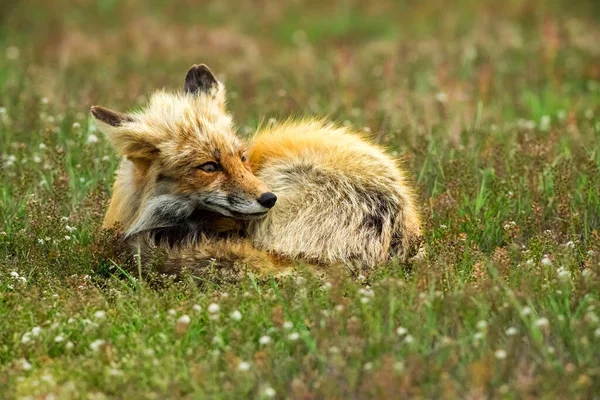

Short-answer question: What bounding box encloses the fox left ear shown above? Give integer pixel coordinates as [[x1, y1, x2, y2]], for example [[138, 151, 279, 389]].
[[184, 64, 220, 95]]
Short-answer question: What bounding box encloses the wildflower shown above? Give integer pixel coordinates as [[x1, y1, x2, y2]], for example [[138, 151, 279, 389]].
[[177, 315, 191, 325], [21, 332, 32, 344], [229, 310, 242, 321], [556, 267, 571, 282], [283, 321, 293, 330], [435, 92, 448, 103], [363, 362, 373, 371], [495, 349, 507, 360], [33, 155, 41, 163], [31, 327, 42, 337], [19, 358, 32, 371], [264, 386, 276, 398], [37, 238, 44, 245], [521, 306, 532, 316], [594, 328, 600, 338], [535, 317, 549, 328], [208, 303, 220, 314], [66, 225, 77, 233], [94, 310, 106, 320], [396, 326, 408, 336], [72, 122, 81, 130], [404, 335, 415, 344], [565, 241, 575, 249], [89, 339, 106, 352], [237, 361, 251, 371], [86, 134, 99, 144], [66, 342, 74, 350], [473, 332, 484, 341], [167, 309, 176, 316], [5, 46, 20, 60], [506, 327, 518, 336], [54, 334, 65, 343], [10, 271, 19, 278], [320, 282, 332, 291], [539, 115, 551, 131], [64, 235, 71, 241], [476, 320, 488, 330], [102, 155, 111, 162], [394, 361, 405, 372], [109, 368, 123, 376], [360, 297, 370, 304], [259, 335, 271, 345], [288, 332, 300, 341], [541, 256, 552, 266], [192, 304, 202, 312]]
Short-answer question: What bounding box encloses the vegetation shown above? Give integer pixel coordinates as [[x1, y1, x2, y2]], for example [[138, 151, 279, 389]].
[[1, 0, 600, 398]]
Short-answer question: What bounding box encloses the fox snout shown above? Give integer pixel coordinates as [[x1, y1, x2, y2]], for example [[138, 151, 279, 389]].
[[257, 192, 277, 208]]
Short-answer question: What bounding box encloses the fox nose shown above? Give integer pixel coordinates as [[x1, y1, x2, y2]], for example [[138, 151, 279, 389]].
[[257, 192, 277, 208]]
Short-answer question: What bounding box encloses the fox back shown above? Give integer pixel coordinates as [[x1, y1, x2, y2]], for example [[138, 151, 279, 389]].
[[247, 119, 423, 269]]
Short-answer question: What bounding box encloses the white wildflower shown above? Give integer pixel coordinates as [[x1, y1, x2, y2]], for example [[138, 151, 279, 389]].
[[89, 339, 106, 352], [86, 134, 99, 144], [521, 306, 532, 316], [229, 310, 242, 321], [288, 332, 300, 341], [237, 361, 251, 371], [535, 317, 550, 328], [259, 335, 272, 345], [404, 335, 415, 344], [192, 304, 202, 313], [31, 327, 42, 337], [263, 386, 276, 398], [177, 315, 191, 325], [283, 321, 293, 330], [541, 256, 552, 266], [476, 320, 488, 330], [54, 334, 65, 343], [19, 358, 32, 371], [396, 326, 408, 336], [208, 303, 220, 314], [506, 327, 518, 336], [495, 349, 507, 360], [94, 310, 106, 320]]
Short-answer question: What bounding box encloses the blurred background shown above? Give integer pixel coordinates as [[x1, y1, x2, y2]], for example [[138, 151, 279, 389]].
[[2, 0, 599, 136]]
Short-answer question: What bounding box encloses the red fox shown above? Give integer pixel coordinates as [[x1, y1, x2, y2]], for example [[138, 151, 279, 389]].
[[92, 64, 422, 279]]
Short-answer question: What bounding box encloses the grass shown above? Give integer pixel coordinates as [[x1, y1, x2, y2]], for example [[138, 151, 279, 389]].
[[1, 0, 600, 398]]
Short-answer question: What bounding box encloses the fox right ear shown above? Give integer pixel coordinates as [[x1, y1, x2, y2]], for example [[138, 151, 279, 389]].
[[91, 105, 134, 127], [91, 105, 158, 160]]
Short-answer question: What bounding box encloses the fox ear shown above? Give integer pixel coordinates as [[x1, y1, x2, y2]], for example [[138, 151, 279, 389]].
[[184, 64, 220, 95], [91, 105, 134, 127], [91, 105, 157, 160]]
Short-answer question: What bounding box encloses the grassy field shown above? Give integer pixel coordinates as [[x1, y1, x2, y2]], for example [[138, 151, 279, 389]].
[[2, 0, 600, 398]]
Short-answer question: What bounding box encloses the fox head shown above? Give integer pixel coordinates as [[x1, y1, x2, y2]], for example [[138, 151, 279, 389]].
[[92, 64, 276, 236]]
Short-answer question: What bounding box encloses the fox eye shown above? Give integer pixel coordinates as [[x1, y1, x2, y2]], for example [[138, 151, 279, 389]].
[[241, 155, 247, 162], [197, 162, 220, 172]]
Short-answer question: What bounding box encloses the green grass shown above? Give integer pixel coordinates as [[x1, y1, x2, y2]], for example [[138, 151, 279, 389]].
[[1, 0, 600, 398]]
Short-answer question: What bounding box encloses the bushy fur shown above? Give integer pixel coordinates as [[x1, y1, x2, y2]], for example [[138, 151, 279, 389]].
[[248, 119, 422, 269], [93, 64, 422, 280]]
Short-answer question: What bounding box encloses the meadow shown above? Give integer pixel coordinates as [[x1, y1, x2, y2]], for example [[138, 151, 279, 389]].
[[1, 0, 600, 398]]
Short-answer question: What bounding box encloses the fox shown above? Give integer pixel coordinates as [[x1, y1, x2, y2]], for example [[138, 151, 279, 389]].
[[92, 64, 422, 279]]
